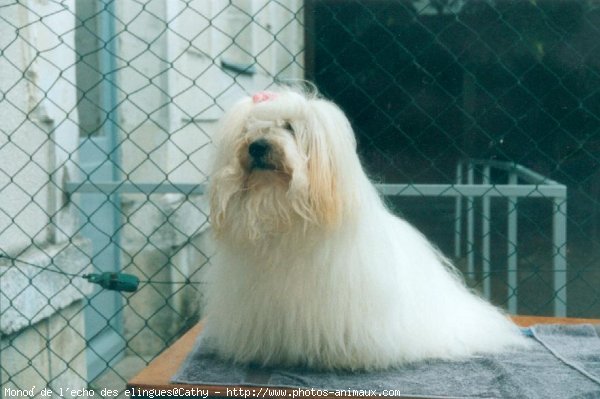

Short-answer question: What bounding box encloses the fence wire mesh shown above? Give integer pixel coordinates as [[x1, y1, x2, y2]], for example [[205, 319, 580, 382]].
[[0, 0, 598, 397]]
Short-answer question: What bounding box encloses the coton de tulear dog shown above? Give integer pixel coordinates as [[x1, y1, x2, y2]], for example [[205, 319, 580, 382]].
[[204, 87, 526, 370]]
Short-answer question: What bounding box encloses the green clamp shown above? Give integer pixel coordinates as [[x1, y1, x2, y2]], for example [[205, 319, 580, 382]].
[[83, 272, 140, 292]]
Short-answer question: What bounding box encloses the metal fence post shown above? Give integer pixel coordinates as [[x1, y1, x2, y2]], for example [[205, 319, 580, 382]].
[[553, 197, 568, 316], [467, 163, 475, 278], [482, 165, 491, 299], [507, 172, 518, 314], [455, 161, 463, 259]]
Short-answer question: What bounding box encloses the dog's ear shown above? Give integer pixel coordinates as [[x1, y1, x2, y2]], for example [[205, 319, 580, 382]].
[[212, 98, 253, 170], [209, 98, 254, 235], [304, 99, 357, 228], [209, 169, 237, 237]]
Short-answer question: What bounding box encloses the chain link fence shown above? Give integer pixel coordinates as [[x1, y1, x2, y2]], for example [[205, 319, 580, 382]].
[[1, 0, 598, 397]]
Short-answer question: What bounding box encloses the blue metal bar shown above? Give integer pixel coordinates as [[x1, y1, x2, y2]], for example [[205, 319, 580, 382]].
[[553, 197, 568, 316], [66, 181, 206, 195], [467, 164, 475, 278], [454, 161, 463, 258], [482, 165, 491, 299], [65, 181, 566, 198], [467, 159, 562, 186], [507, 172, 518, 314], [377, 184, 566, 198]]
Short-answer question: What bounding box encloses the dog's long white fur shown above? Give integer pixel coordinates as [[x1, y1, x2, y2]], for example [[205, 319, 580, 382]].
[[205, 87, 527, 370]]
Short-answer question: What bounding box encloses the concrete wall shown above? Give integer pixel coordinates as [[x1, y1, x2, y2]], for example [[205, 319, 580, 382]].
[[1, 301, 88, 399], [0, 0, 89, 394], [0, 0, 80, 250]]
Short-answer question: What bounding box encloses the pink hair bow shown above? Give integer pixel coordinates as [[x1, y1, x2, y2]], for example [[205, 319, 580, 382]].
[[252, 91, 278, 104]]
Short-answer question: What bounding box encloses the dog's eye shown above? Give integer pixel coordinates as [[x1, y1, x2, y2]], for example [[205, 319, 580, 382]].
[[282, 121, 294, 135]]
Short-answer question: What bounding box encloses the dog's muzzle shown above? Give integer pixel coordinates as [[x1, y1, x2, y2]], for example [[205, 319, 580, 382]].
[[248, 139, 274, 170]]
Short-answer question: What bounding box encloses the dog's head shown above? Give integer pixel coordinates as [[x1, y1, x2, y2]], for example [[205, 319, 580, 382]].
[[210, 87, 361, 239]]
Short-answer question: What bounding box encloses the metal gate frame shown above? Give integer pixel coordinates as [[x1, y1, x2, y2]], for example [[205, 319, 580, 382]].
[[67, 159, 567, 317]]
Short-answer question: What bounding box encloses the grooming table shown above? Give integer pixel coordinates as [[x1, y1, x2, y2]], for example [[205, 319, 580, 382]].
[[127, 316, 599, 398]]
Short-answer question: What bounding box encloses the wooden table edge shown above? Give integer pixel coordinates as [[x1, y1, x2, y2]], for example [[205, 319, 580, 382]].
[[127, 315, 599, 397]]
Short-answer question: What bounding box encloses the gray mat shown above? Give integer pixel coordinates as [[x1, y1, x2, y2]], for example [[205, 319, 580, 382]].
[[171, 324, 600, 398]]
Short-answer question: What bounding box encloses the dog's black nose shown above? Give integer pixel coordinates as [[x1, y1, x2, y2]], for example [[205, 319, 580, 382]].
[[248, 139, 270, 159]]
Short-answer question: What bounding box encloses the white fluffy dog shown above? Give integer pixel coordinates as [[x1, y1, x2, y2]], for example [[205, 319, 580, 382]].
[[204, 87, 526, 370]]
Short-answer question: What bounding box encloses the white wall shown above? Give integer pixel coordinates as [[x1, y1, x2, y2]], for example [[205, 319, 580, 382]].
[[165, 0, 304, 183], [0, 1, 89, 394], [114, 0, 304, 184], [0, 0, 79, 253]]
